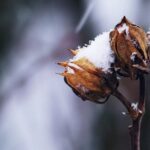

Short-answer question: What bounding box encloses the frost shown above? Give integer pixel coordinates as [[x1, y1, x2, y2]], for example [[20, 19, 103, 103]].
[[147, 31, 150, 46], [138, 109, 143, 114], [131, 102, 143, 114], [76, 84, 89, 93], [67, 67, 75, 74], [117, 76, 121, 80], [130, 52, 137, 61], [131, 102, 138, 110], [122, 112, 127, 115], [70, 31, 114, 72], [147, 31, 150, 34], [117, 23, 129, 34]]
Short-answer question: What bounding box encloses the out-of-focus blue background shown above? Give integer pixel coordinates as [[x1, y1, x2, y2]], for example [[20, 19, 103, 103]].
[[0, 0, 150, 150]]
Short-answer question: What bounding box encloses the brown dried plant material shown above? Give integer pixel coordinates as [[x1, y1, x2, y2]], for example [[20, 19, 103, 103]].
[[58, 57, 118, 103], [110, 16, 149, 79], [147, 32, 150, 58]]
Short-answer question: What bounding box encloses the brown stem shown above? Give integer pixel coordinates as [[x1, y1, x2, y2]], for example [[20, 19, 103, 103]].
[[129, 116, 143, 150], [138, 75, 145, 112], [113, 90, 131, 113], [129, 75, 145, 150], [113, 75, 145, 150]]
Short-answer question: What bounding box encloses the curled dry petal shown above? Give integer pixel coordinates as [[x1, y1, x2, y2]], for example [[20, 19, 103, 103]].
[[110, 16, 149, 79], [58, 58, 118, 103]]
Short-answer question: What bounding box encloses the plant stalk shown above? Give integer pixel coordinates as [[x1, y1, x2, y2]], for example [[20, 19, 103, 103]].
[[113, 75, 145, 150], [129, 75, 145, 150], [129, 116, 143, 150]]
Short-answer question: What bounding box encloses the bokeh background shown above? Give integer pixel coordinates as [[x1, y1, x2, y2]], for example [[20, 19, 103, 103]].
[[0, 0, 150, 150]]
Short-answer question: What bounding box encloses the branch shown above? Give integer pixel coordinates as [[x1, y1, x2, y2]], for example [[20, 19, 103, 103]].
[[113, 74, 146, 150], [129, 75, 145, 150], [113, 90, 131, 113]]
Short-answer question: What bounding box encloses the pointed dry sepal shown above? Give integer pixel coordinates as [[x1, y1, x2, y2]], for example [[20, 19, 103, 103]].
[[68, 49, 78, 56], [57, 61, 68, 67], [58, 57, 118, 103], [56, 72, 66, 76]]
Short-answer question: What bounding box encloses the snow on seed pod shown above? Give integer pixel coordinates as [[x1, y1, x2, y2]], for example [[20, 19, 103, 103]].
[[58, 32, 118, 103]]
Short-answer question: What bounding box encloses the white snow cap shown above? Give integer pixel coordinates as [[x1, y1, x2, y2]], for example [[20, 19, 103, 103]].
[[70, 31, 114, 72]]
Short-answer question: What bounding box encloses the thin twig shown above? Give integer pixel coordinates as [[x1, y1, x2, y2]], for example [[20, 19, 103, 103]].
[[113, 90, 131, 113]]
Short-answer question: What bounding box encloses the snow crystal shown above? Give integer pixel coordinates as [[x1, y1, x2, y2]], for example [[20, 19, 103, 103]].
[[138, 109, 143, 114], [122, 112, 127, 115], [117, 23, 129, 34], [117, 76, 121, 80], [147, 31, 150, 46], [70, 32, 114, 72], [130, 52, 137, 61], [131, 102, 138, 110], [67, 67, 75, 74], [131, 102, 143, 114]]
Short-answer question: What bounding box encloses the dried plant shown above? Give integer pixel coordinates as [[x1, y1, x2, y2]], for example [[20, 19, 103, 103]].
[[58, 16, 150, 150]]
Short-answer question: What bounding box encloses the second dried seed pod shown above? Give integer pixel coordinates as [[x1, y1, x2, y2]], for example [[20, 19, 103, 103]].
[[110, 16, 149, 79]]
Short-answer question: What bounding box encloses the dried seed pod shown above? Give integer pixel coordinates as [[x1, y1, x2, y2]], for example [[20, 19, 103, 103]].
[[58, 57, 118, 104], [58, 31, 119, 103], [110, 16, 149, 79]]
